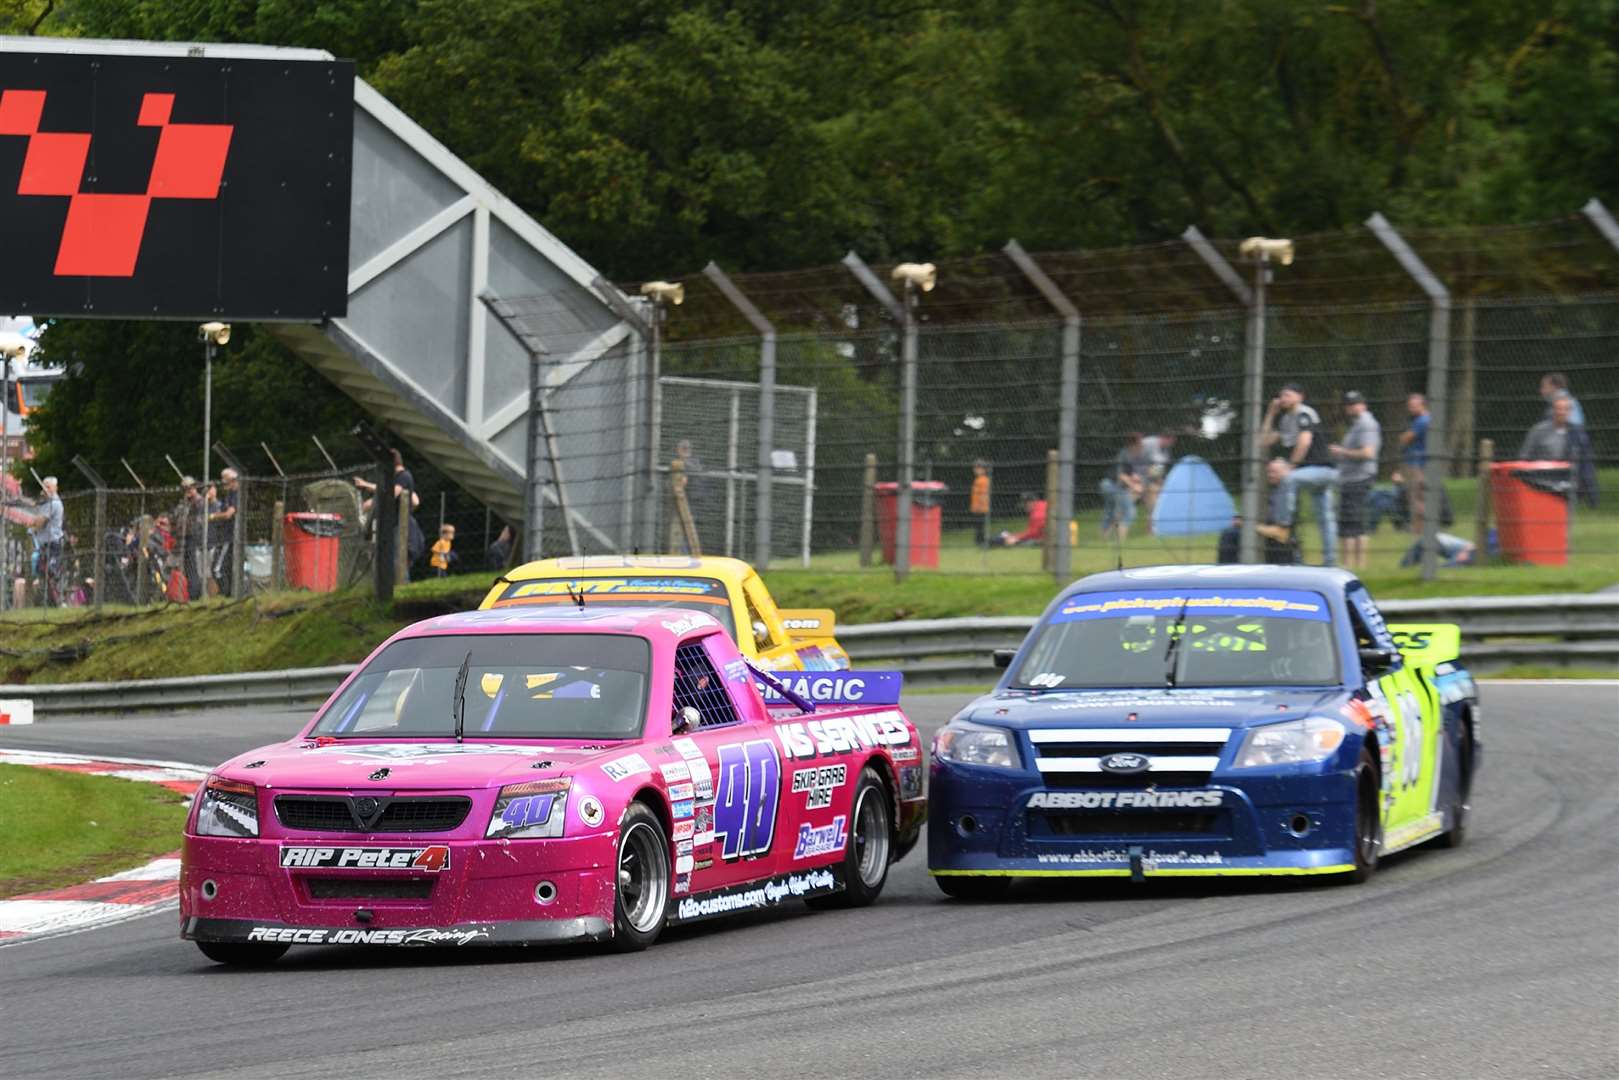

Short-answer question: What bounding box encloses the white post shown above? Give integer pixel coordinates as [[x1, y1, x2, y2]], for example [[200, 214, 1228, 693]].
[[1004, 240, 1079, 582], [842, 252, 914, 581], [1182, 226, 1261, 563], [1366, 212, 1451, 582]]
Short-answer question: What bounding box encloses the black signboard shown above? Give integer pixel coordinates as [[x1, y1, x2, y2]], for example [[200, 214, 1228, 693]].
[[0, 52, 353, 320]]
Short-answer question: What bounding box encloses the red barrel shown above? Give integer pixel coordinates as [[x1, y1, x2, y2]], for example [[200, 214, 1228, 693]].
[[283, 512, 343, 591], [874, 481, 946, 569], [1490, 461, 1569, 566]]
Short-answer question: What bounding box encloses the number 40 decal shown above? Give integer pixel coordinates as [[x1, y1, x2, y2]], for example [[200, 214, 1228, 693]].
[[714, 740, 780, 859]]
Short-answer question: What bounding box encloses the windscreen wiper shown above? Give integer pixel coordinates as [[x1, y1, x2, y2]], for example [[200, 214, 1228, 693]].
[[1163, 596, 1190, 690], [452, 649, 473, 743]]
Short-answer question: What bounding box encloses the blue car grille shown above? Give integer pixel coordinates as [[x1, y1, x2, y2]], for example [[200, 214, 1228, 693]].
[[1028, 810, 1229, 839]]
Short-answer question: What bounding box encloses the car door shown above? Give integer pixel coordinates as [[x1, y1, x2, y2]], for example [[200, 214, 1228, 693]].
[[1348, 585, 1443, 840], [669, 634, 792, 897]]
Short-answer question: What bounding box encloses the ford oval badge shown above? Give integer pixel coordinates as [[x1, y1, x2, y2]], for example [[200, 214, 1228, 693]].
[[1099, 752, 1150, 775]]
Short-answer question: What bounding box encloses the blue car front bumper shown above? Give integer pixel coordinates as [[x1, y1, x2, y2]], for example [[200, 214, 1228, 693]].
[[928, 762, 1360, 878]]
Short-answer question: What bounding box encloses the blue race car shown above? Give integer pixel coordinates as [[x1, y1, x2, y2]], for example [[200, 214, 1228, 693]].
[[929, 565, 1480, 898]]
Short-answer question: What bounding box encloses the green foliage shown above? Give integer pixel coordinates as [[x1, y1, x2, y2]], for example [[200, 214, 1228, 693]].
[[51, 0, 1617, 278], [26, 320, 371, 483]]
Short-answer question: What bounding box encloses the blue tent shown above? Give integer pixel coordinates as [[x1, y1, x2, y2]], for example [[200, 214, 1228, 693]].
[[1151, 455, 1237, 536]]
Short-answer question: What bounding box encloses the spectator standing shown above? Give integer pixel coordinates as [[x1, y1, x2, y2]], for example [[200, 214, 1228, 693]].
[[487, 524, 515, 569], [1520, 394, 1599, 507], [1261, 383, 1338, 566], [26, 475, 63, 604], [177, 476, 206, 602], [1136, 433, 1175, 527], [969, 460, 991, 547], [355, 448, 424, 580], [1100, 433, 1144, 542], [1399, 393, 1431, 538], [208, 468, 239, 596], [1330, 390, 1381, 570], [1539, 372, 1585, 428], [430, 524, 458, 577]]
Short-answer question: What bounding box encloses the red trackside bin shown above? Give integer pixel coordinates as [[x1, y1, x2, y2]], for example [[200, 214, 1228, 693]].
[[874, 481, 946, 569], [283, 512, 343, 591], [1490, 461, 1569, 566]]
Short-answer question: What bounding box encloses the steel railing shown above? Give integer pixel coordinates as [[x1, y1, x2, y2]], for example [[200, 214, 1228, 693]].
[[2, 594, 1613, 712]]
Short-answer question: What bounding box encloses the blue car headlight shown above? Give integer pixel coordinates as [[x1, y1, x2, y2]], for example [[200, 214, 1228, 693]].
[[935, 720, 1018, 768], [1232, 717, 1347, 769]]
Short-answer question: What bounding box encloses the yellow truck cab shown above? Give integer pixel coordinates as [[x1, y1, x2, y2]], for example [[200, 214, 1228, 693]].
[[479, 555, 850, 672]]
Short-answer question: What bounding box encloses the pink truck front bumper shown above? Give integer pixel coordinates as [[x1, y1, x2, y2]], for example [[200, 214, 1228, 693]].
[[180, 832, 618, 947]]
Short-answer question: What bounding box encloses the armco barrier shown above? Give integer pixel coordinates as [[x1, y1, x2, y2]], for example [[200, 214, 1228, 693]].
[[1, 595, 1614, 712]]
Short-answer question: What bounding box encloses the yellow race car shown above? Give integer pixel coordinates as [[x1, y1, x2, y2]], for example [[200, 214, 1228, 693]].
[[479, 555, 849, 671]]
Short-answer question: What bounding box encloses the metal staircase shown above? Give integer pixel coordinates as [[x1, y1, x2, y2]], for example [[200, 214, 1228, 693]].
[[268, 79, 640, 541]]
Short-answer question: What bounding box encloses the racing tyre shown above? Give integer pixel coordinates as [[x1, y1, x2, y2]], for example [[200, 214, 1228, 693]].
[[808, 768, 891, 910], [609, 803, 670, 952], [195, 941, 290, 967], [934, 875, 1012, 902], [1438, 722, 1473, 849], [1340, 746, 1382, 885]]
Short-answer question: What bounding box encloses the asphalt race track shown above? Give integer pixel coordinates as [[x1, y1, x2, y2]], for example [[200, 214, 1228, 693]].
[[1, 683, 1614, 1079]]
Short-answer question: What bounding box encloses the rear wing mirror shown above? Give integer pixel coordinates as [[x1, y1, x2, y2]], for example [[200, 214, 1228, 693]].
[[992, 649, 1016, 669], [779, 608, 835, 639]]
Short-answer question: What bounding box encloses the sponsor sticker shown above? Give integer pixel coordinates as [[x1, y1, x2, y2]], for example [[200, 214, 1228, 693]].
[[792, 815, 848, 860], [601, 752, 651, 782], [1027, 790, 1224, 810], [688, 757, 715, 800], [675, 853, 695, 874], [660, 760, 692, 783], [899, 765, 923, 799], [667, 781, 695, 802], [577, 795, 605, 828], [672, 819, 695, 841], [1050, 588, 1329, 624], [754, 671, 903, 707], [790, 764, 846, 810], [672, 799, 695, 819], [279, 846, 450, 872], [775, 710, 913, 761], [661, 613, 714, 636], [245, 926, 488, 946], [673, 867, 840, 922], [674, 871, 691, 895], [673, 738, 704, 762]]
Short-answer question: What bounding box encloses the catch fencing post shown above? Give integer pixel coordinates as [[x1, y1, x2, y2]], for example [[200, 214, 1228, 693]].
[[350, 423, 393, 603], [703, 262, 778, 569], [1474, 438, 1494, 560], [1004, 240, 1078, 583], [479, 291, 553, 562], [843, 252, 914, 582], [1182, 226, 1261, 564], [1582, 198, 1619, 254], [593, 277, 658, 552], [1366, 212, 1450, 582], [72, 456, 106, 610], [859, 453, 878, 567]]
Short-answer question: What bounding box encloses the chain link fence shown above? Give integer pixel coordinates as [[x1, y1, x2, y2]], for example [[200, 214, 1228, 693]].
[[487, 210, 1617, 584], [9, 212, 1613, 602]]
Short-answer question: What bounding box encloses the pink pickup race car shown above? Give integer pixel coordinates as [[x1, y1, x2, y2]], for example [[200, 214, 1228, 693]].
[[181, 606, 925, 965]]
